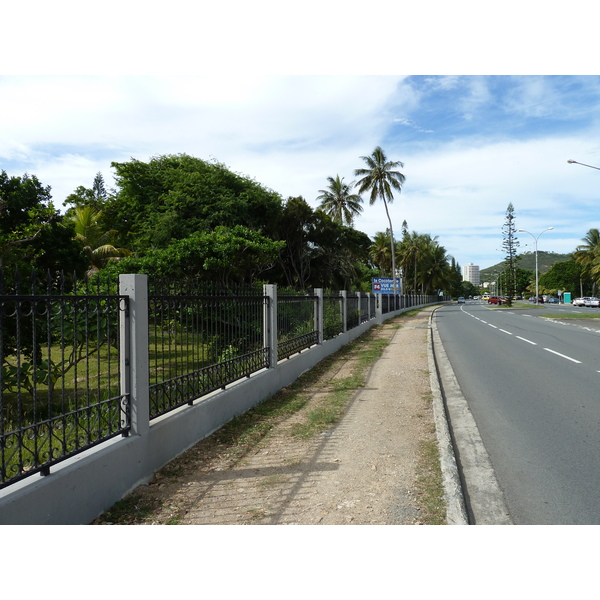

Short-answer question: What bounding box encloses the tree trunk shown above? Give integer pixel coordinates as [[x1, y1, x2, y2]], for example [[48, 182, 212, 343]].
[[382, 198, 396, 295]]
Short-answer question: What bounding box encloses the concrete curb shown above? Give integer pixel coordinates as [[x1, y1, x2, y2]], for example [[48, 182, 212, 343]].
[[428, 306, 513, 525], [427, 308, 469, 525]]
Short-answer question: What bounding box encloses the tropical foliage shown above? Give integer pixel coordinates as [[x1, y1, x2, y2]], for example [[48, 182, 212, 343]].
[[355, 146, 405, 293], [0, 170, 87, 278], [1, 149, 464, 296], [316, 175, 363, 226], [573, 228, 600, 294], [69, 206, 131, 278], [539, 260, 583, 296]]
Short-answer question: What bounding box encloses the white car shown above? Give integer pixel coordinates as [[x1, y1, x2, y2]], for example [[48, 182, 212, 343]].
[[584, 297, 600, 307], [572, 297, 589, 306]]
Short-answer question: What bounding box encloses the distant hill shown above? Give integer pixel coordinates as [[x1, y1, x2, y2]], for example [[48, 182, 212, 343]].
[[480, 251, 572, 283]]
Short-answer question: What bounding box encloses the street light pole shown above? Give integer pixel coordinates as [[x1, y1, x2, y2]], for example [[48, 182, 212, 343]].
[[567, 159, 600, 171], [518, 227, 554, 304]]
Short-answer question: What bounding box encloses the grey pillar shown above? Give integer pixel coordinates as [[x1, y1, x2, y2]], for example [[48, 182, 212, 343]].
[[263, 284, 277, 368], [119, 274, 150, 436]]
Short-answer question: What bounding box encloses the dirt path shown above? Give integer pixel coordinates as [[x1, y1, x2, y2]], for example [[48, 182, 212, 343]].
[[93, 307, 445, 525]]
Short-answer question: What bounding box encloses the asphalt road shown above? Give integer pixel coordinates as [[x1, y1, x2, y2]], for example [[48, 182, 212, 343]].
[[435, 300, 600, 524]]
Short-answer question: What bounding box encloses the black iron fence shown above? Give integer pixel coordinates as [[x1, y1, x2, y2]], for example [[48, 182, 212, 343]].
[[0, 271, 129, 489], [1, 269, 447, 490], [277, 291, 318, 360], [148, 280, 269, 420]]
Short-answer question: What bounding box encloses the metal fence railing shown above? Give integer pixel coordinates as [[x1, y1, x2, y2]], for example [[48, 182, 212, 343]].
[[323, 295, 344, 341], [1, 269, 448, 491], [147, 280, 269, 420], [277, 293, 318, 360], [0, 271, 129, 490]]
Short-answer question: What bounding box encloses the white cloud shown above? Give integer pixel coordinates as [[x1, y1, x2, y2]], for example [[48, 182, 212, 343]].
[[2, 75, 600, 271]]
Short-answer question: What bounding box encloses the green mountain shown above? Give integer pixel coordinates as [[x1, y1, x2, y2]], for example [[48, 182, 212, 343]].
[[480, 251, 571, 283]]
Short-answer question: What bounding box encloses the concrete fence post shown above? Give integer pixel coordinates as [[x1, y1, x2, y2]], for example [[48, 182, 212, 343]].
[[339, 290, 347, 333], [314, 288, 324, 344], [375, 293, 382, 321], [119, 274, 149, 437], [263, 284, 277, 368]]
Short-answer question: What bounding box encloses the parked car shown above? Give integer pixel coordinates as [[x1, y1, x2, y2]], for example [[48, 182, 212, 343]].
[[547, 297, 560, 304], [457, 296, 465, 303], [583, 297, 600, 307], [573, 297, 590, 306], [488, 295, 506, 305]]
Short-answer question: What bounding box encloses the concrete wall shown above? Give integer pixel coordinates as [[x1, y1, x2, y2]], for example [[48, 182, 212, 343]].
[[0, 302, 439, 525]]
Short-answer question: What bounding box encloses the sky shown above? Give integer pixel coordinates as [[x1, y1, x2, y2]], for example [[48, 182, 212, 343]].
[[3, 75, 600, 271], [2, 3, 600, 275]]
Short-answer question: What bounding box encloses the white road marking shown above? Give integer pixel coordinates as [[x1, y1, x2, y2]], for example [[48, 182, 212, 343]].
[[516, 336, 537, 345], [499, 329, 512, 335], [543, 348, 582, 363]]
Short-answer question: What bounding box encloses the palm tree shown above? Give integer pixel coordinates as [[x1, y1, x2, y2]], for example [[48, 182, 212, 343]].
[[355, 146, 405, 294], [574, 228, 600, 294], [421, 239, 451, 294], [70, 206, 131, 278], [399, 230, 425, 293], [370, 230, 393, 276], [316, 175, 363, 226]]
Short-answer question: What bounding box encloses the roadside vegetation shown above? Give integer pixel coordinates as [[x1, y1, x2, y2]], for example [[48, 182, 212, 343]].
[[541, 313, 600, 320]]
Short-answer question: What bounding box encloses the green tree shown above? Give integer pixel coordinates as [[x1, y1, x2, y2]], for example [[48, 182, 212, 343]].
[[69, 206, 132, 278], [459, 280, 480, 298], [270, 196, 315, 289], [370, 231, 393, 276], [447, 257, 464, 298], [0, 170, 86, 276], [106, 154, 283, 252], [574, 228, 600, 294], [308, 210, 372, 290], [107, 225, 284, 286], [419, 237, 451, 294], [513, 267, 534, 297], [501, 203, 520, 306], [268, 196, 371, 290], [64, 171, 109, 213], [354, 146, 405, 294], [316, 175, 363, 227], [399, 230, 426, 294], [539, 259, 582, 296]]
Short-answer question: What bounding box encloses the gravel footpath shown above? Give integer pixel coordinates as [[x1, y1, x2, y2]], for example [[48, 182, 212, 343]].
[[93, 306, 447, 525]]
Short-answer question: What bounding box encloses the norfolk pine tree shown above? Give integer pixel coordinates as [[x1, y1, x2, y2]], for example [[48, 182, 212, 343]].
[[501, 202, 520, 307]]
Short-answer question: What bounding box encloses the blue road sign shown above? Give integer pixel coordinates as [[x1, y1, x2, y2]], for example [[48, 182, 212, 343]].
[[371, 277, 401, 294]]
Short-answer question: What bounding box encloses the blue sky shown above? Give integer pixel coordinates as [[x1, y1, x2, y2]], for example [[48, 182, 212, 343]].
[[2, 74, 600, 270]]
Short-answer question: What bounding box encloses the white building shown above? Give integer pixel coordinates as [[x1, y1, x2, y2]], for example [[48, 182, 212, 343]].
[[462, 263, 480, 286]]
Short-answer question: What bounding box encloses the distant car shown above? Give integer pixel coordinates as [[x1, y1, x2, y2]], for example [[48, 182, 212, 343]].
[[488, 295, 506, 305], [547, 297, 560, 304], [584, 297, 600, 307], [573, 297, 590, 306], [457, 297, 465, 303]]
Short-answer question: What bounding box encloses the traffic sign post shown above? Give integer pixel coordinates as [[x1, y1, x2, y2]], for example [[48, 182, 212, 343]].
[[371, 277, 402, 294]]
